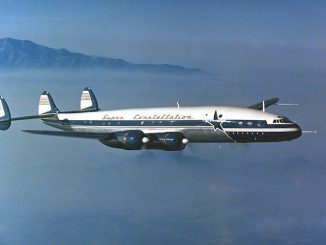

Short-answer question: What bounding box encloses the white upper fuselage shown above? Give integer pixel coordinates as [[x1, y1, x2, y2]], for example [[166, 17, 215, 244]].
[[57, 106, 276, 122]]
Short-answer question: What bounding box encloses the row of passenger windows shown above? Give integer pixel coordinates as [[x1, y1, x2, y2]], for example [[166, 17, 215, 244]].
[[64, 120, 267, 127], [237, 121, 264, 127], [67, 120, 179, 126], [229, 132, 265, 135]]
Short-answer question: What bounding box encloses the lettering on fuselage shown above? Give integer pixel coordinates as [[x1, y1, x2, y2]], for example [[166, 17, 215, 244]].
[[134, 114, 192, 120], [102, 115, 124, 120]]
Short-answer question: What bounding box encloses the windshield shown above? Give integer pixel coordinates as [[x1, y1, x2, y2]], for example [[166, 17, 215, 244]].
[[273, 116, 292, 124]]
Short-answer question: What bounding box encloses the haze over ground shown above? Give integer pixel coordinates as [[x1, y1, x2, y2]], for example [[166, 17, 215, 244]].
[[0, 1, 325, 244], [1, 1, 325, 75]]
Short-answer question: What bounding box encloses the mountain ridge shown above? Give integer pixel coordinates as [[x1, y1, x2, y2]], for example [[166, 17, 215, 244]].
[[0, 37, 203, 74]]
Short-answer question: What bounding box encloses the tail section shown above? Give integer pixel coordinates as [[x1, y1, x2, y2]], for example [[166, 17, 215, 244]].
[[38, 91, 59, 115], [1, 88, 96, 131], [0, 96, 11, 130], [80, 87, 99, 112]]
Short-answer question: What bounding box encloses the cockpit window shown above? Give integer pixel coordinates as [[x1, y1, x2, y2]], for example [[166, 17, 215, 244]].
[[274, 116, 292, 124], [282, 117, 291, 123]]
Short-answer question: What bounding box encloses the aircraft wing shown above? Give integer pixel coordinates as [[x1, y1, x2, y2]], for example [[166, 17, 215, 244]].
[[11, 114, 56, 121], [248, 97, 279, 110], [22, 130, 111, 140]]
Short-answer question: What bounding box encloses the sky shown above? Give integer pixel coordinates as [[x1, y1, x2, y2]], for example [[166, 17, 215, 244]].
[[0, 0, 325, 72], [0, 1, 325, 244]]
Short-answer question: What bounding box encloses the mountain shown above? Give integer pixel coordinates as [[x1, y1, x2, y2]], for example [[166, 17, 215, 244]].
[[0, 38, 203, 74]]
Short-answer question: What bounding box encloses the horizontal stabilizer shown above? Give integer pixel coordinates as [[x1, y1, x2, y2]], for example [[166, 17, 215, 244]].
[[248, 97, 279, 110], [0, 94, 59, 130], [11, 113, 56, 121], [22, 130, 108, 139]]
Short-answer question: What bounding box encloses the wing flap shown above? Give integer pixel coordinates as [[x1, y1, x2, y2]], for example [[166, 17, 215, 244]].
[[248, 97, 279, 110]]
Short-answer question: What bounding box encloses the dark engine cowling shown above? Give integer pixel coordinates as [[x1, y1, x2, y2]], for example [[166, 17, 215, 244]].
[[146, 132, 186, 151], [100, 130, 145, 150]]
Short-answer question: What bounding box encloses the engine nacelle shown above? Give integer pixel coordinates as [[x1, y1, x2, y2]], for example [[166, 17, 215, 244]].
[[146, 132, 187, 151], [100, 130, 145, 150]]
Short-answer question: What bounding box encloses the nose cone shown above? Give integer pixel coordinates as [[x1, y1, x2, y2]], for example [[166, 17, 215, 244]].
[[292, 123, 302, 140]]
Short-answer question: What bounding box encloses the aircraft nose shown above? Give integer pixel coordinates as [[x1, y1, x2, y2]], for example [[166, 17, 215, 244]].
[[292, 123, 302, 139]]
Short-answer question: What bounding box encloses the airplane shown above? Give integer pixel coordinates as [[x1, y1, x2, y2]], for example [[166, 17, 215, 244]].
[[0, 87, 303, 151]]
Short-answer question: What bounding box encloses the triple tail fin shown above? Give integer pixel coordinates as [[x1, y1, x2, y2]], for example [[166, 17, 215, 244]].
[[80, 87, 99, 112], [1, 88, 96, 131], [0, 96, 11, 130], [38, 91, 60, 115]]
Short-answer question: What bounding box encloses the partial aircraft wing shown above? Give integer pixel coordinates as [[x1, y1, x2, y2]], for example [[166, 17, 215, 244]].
[[248, 97, 279, 110], [22, 130, 110, 140], [11, 114, 56, 121]]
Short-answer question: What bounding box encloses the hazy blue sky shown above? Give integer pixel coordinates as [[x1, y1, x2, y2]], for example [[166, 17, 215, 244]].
[[0, 1, 325, 244], [1, 0, 325, 72]]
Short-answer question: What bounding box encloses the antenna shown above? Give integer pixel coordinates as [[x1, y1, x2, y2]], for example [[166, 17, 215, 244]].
[[276, 103, 299, 106], [302, 130, 317, 134], [176, 99, 180, 108]]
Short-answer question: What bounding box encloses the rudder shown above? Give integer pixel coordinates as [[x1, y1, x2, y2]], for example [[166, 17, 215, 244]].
[[38, 91, 59, 115], [80, 87, 99, 111]]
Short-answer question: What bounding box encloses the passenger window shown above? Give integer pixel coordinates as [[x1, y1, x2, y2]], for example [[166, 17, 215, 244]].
[[62, 119, 70, 125]]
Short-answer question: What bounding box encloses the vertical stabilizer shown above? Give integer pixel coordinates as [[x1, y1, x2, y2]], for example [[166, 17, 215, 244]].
[[38, 91, 59, 115], [0, 96, 11, 130], [80, 87, 99, 111]]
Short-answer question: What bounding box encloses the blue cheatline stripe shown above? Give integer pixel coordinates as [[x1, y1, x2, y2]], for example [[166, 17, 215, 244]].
[[44, 119, 296, 129]]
